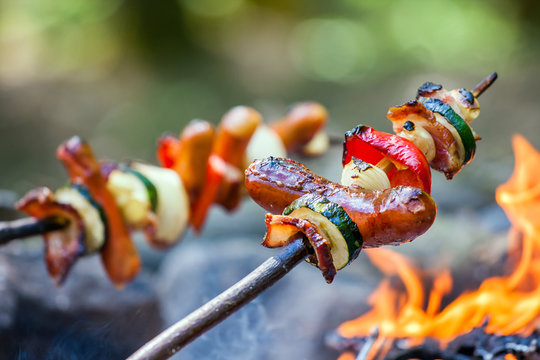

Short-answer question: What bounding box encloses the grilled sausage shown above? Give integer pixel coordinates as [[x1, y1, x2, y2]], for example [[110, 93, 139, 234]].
[[190, 106, 262, 231], [270, 102, 328, 153], [245, 157, 437, 248]]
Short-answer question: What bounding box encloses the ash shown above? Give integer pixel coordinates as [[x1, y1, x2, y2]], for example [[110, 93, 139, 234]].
[[326, 323, 540, 360]]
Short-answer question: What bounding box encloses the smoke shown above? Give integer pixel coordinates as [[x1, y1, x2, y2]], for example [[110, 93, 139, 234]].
[[42, 322, 121, 360], [157, 237, 378, 360], [158, 237, 273, 360], [0, 249, 162, 360], [6, 319, 123, 360], [178, 300, 270, 360], [5, 314, 135, 360]]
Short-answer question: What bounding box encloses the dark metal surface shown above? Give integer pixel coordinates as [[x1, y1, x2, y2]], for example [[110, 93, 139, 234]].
[[127, 236, 310, 360]]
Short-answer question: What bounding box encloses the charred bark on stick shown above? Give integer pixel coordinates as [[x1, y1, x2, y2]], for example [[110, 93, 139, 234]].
[[472, 72, 498, 98]]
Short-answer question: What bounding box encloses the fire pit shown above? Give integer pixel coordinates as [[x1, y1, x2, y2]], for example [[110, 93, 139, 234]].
[[328, 136, 540, 359]]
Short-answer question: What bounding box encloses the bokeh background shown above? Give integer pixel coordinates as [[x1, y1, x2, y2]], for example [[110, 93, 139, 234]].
[[0, 0, 538, 194], [1, 1, 540, 359]]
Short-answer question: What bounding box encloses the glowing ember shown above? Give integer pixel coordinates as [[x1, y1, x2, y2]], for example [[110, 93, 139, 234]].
[[337, 353, 356, 360], [338, 135, 540, 350]]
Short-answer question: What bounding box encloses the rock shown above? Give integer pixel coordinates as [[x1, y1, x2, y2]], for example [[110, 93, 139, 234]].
[[0, 240, 162, 360], [0, 189, 19, 220]]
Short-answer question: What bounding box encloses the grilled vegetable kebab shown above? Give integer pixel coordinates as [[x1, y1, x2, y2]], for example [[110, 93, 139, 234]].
[[246, 74, 496, 283], [14, 103, 329, 286]]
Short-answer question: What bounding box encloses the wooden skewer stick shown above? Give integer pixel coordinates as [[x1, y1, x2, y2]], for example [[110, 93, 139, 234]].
[[0, 216, 67, 245], [472, 72, 498, 98], [127, 235, 311, 360]]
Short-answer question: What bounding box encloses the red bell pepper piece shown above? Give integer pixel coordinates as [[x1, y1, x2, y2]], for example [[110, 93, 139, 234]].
[[343, 125, 432, 194], [156, 134, 181, 169], [190, 107, 261, 231], [189, 154, 226, 231]]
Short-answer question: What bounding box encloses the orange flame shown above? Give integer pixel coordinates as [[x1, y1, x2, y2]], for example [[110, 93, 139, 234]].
[[338, 135, 540, 348]]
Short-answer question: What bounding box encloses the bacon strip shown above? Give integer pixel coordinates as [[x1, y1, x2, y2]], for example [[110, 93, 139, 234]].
[[57, 136, 140, 287], [16, 187, 84, 285], [245, 157, 437, 248], [263, 214, 336, 283], [387, 100, 462, 179]]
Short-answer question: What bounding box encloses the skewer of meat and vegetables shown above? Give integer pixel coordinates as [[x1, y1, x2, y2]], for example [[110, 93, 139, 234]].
[[0, 73, 497, 360]]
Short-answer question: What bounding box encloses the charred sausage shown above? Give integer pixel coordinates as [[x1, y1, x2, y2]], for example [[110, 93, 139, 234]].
[[190, 106, 262, 231], [270, 102, 328, 153], [245, 157, 437, 248], [157, 120, 215, 210]]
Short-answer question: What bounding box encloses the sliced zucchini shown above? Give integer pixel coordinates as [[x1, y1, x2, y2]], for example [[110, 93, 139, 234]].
[[416, 82, 480, 123], [283, 194, 362, 269], [418, 97, 476, 165], [55, 186, 106, 253], [341, 157, 391, 190], [131, 162, 189, 244], [106, 168, 152, 227], [123, 166, 158, 212], [263, 212, 337, 283]]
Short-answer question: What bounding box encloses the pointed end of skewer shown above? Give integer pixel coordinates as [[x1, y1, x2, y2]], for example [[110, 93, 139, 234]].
[[472, 72, 498, 98], [329, 134, 344, 147]]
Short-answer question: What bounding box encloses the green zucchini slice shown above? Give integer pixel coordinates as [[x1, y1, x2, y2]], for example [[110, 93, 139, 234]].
[[284, 193, 362, 269], [107, 167, 153, 227], [131, 162, 190, 245], [418, 97, 476, 165], [121, 165, 158, 212], [55, 185, 107, 253]]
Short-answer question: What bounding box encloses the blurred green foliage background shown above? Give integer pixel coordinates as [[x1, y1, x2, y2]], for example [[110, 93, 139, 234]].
[[0, 0, 539, 200]]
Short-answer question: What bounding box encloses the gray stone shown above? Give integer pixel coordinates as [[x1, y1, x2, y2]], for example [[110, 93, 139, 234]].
[[0, 240, 162, 360]]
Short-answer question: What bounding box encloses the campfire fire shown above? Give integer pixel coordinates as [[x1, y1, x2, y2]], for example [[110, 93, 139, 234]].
[[336, 135, 540, 359]]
